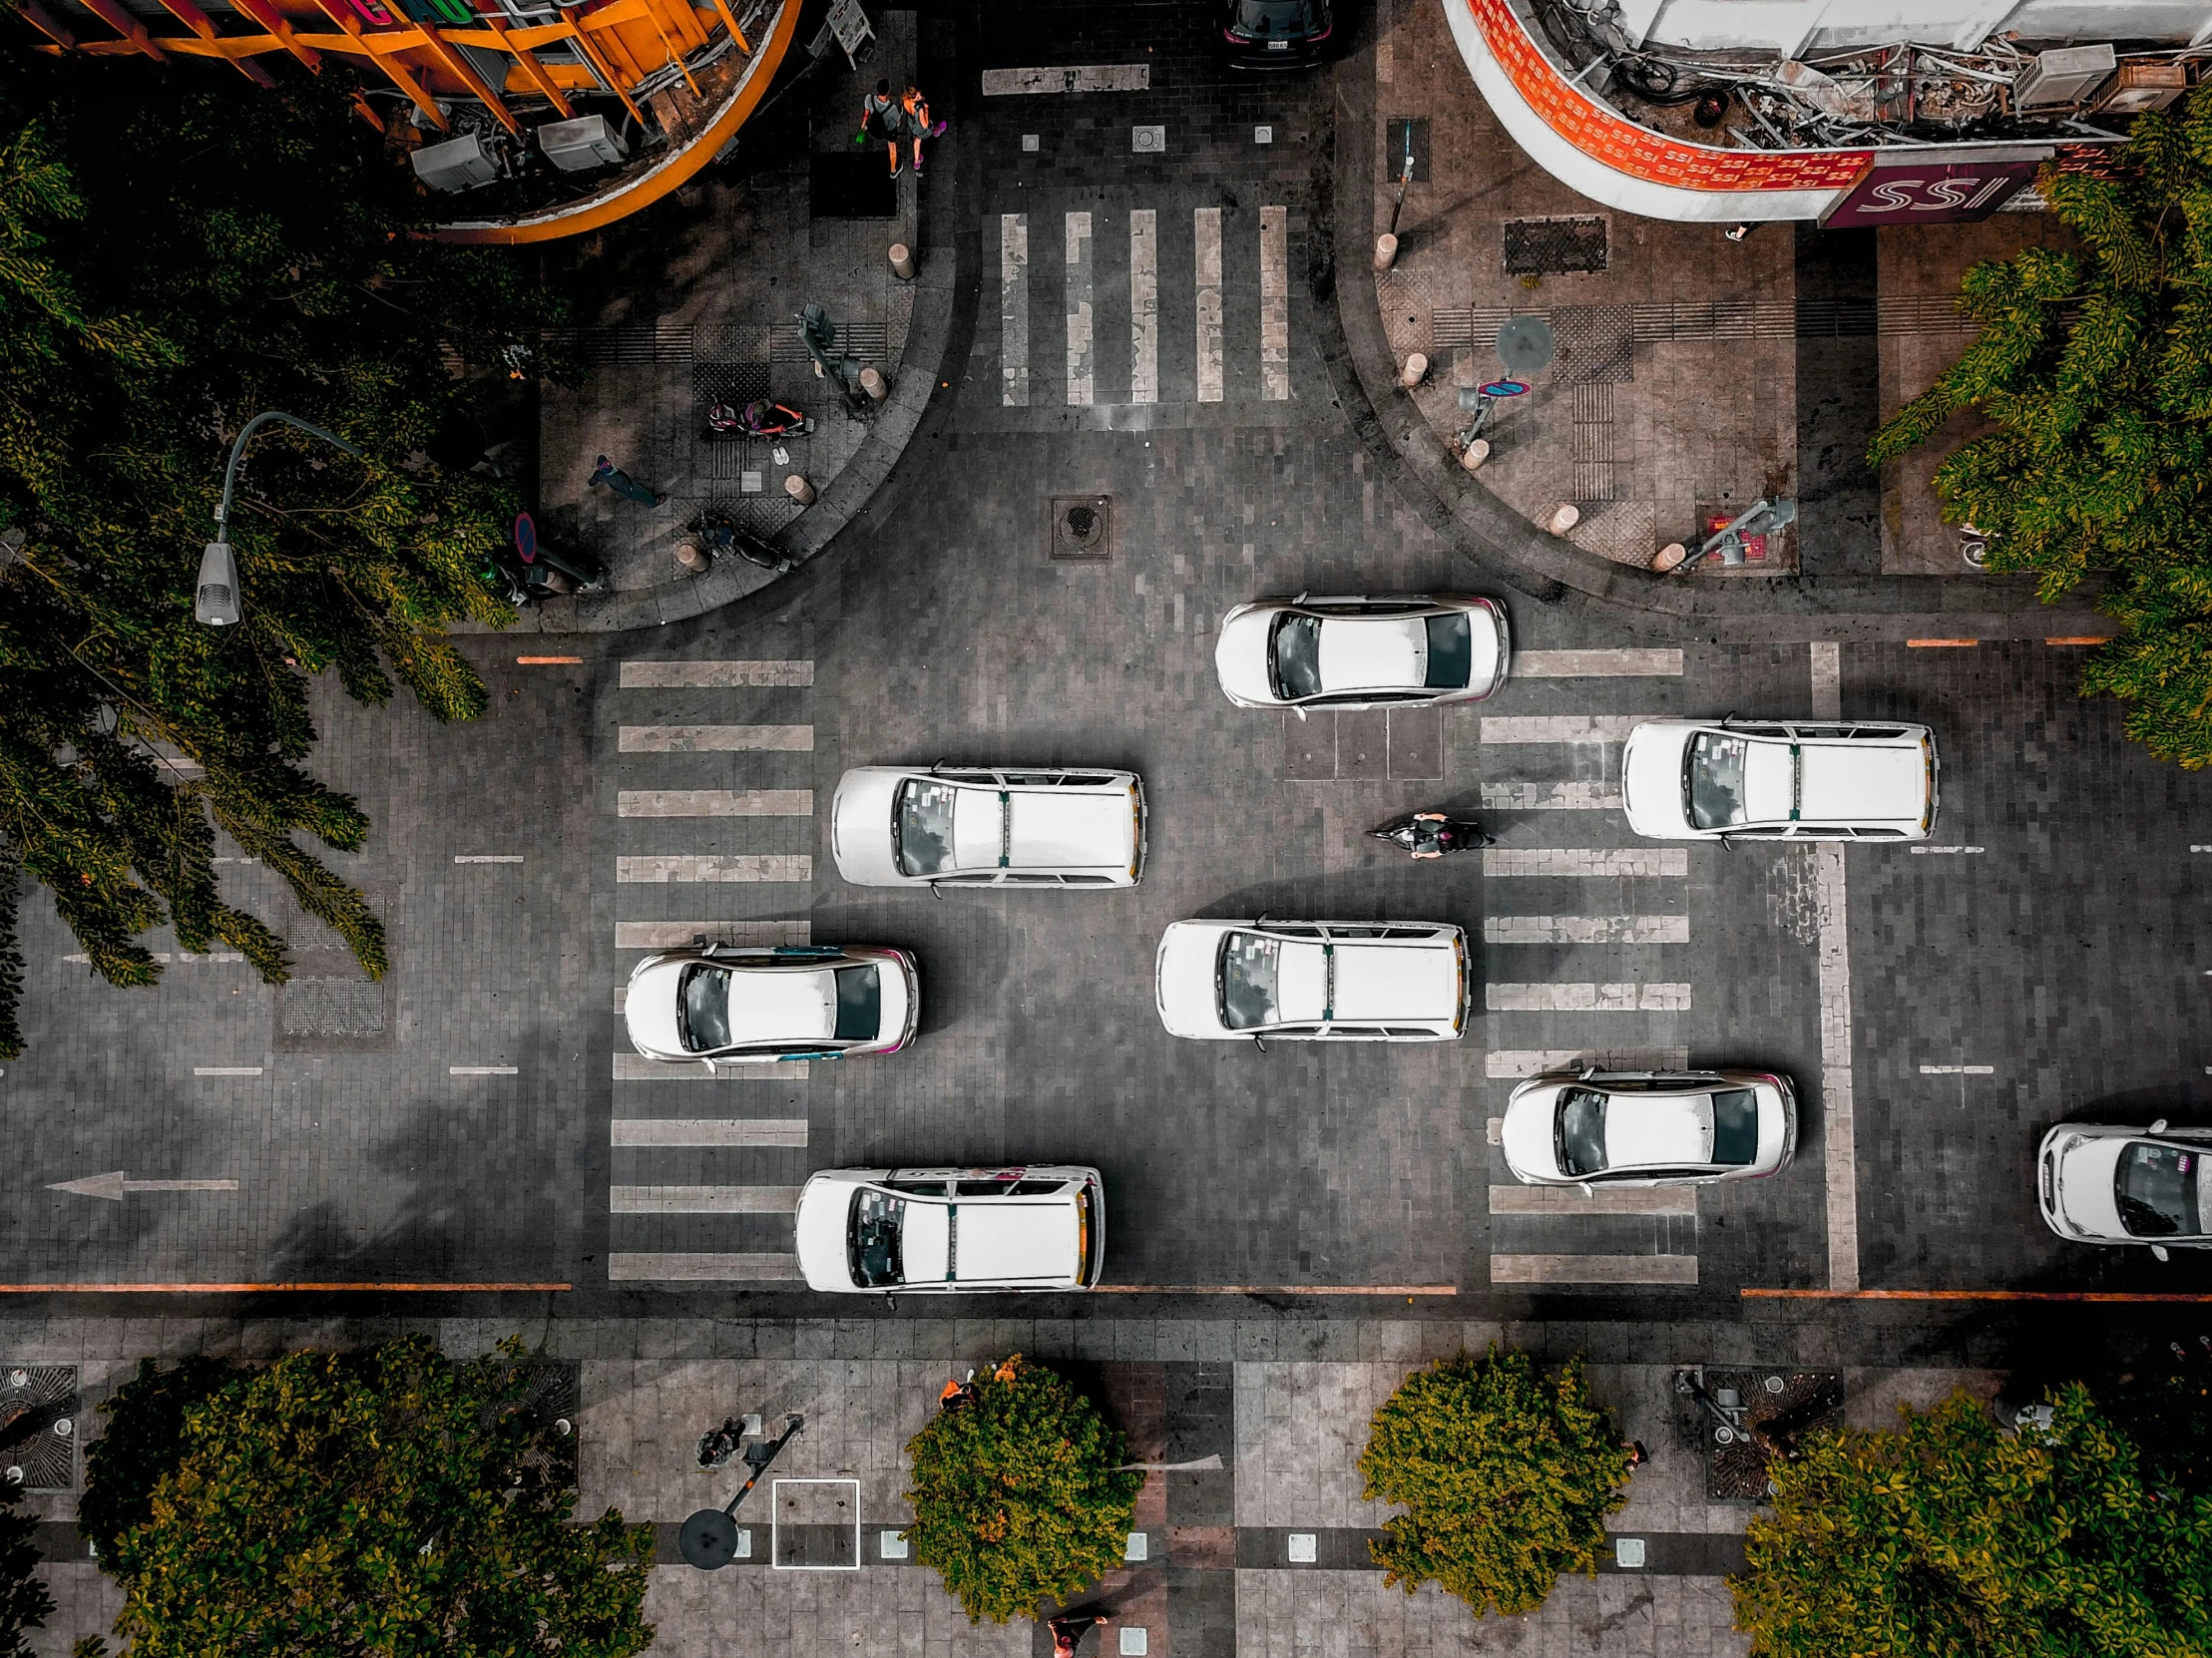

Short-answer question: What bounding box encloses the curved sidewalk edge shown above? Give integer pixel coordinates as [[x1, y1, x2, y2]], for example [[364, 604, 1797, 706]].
[[1318, 30, 2110, 644]]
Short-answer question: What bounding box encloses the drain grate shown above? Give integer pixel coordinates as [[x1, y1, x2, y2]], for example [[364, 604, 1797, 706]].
[[1050, 495, 1113, 562], [0, 1365, 79, 1492], [280, 978, 386, 1036], [1505, 214, 1609, 275]]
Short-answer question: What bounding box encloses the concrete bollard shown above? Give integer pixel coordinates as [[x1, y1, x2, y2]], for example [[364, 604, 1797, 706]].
[[860, 366, 888, 402], [1459, 438, 1491, 472], [1373, 232, 1398, 273], [784, 474, 817, 507], [1652, 542, 1689, 573], [1399, 352, 1428, 389], [1548, 503, 1580, 535], [889, 242, 916, 280], [674, 536, 711, 575]]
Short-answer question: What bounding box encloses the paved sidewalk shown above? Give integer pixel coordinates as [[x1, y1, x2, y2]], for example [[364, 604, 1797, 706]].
[[6, 1313, 2007, 1658]]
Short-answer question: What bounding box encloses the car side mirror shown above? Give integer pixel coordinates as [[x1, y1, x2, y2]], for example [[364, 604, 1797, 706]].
[[1294, 590, 1308, 603], [1252, 1036, 1268, 1054], [2151, 1118, 2170, 1133], [1578, 1183, 1595, 1197], [930, 882, 945, 902], [701, 1058, 716, 1074], [2153, 1244, 2172, 1262], [1294, 706, 1307, 721]]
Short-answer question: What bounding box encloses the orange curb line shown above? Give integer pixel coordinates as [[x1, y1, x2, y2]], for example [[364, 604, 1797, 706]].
[[0, 1282, 572, 1294], [1095, 1285, 1457, 1296], [516, 655, 584, 664], [1905, 638, 1978, 648], [2044, 636, 2113, 646], [1744, 1288, 2212, 1303]]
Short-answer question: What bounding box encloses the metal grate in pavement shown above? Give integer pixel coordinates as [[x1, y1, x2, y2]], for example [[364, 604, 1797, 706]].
[[1504, 214, 1608, 274], [1551, 305, 1635, 386], [280, 977, 386, 1036], [0, 1365, 78, 1491]]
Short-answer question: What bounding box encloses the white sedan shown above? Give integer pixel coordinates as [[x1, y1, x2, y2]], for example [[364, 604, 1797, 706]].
[[624, 944, 917, 1067], [1500, 1069, 1797, 1187], [2038, 1120, 2212, 1259], [830, 766, 1145, 888], [1212, 594, 1509, 712], [793, 1165, 1106, 1292], [1154, 919, 1468, 1041], [1621, 718, 1938, 841]]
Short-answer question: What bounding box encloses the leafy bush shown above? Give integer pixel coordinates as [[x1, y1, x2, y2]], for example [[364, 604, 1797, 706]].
[[1733, 1385, 2212, 1657], [1359, 1346, 1630, 1615], [903, 1356, 1142, 1623], [0, 1484, 54, 1658], [78, 1356, 239, 1562]]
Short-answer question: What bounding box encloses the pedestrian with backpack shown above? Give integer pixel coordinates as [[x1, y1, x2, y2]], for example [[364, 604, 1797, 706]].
[[899, 84, 946, 177], [861, 78, 901, 176]]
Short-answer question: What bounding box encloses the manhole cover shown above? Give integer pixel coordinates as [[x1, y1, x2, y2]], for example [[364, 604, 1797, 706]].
[[0, 1365, 79, 1492], [1505, 214, 1609, 275], [1050, 496, 1112, 562]]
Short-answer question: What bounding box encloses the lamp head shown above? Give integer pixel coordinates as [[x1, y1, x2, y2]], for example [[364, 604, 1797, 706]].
[[196, 541, 240, 626]]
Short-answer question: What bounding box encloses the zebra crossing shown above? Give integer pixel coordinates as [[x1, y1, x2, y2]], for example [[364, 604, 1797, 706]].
[[1474, 647, 1705, 1288], [606, 658, 819, 1286], [993, 200, 1297, 411]]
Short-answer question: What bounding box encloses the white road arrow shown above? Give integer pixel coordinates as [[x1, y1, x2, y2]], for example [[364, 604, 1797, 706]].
[[47, 1172, 238, 1201]]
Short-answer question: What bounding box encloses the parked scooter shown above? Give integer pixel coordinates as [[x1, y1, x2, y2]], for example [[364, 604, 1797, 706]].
[[513, 511, 607, 597], [1369, 811, 1493, 859], [704, 396, 815, 440], [682, 507, 792, 575]]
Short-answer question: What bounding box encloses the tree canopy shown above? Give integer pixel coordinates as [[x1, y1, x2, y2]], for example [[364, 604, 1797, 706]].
[[1358, 1346, 1630, 1616], [0, 1484, 53, 1658], [85, 1337, 652, 1658], [1732, 1385, 2212, 1658], [902, 1355, 1143, 1623], [1870, 89, 2212, 766], [0, 53, 561, 1056]]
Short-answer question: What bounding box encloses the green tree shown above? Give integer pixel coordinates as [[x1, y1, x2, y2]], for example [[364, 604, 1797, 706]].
[[0, 1483, 55, 1658], [1869, 89, 2212, 767], [0, 53, 564, 1057], [98, 1337, 653, 1658], [902, 1355, 1143, 1623], [1732, 1386, 2212, 1657], [78, 1354, 240, 1562], [1359, 1346, 1630, 1616]]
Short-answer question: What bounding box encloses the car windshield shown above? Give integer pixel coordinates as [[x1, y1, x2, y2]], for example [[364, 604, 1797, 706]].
[[848, 1188, 905, 1286], [1219, 932, 1282, 1031], [1233, 0, 1316, 33], [834, 966, 881, 1042], [1711, 1088, 1759, 1166], [1423, 614, 1472, 688], [894, 779, 957, 875], [1556, 1088, 1608, 1176], [2115, 1141, 2205, 1238], [1685, 732, 1751, 830], [1270, 614, 1322, 700], [676, 965, 732, 1052]]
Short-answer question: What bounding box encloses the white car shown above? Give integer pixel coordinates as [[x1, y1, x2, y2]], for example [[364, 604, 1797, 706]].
[[1153, 919, 1468, 1041], [793, 1165, 1106, 1292], [830, 766, 1146, 888], [1212, 594, 1509, 712], [1500, 1069, 1797, 1187], [624, 944, 917, 1067], [2038, 1120, 2212, 1258], [1621, 718, 1938, 841]]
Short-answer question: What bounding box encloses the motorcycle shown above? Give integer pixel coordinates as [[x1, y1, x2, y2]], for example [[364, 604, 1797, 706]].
[[705, 396, 815, 440], [1369, 812, 1493, 859], [682, 507, 792, 575]]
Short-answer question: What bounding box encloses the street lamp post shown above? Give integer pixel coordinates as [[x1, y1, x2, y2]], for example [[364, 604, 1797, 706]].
[[197, 410, 365, 626]]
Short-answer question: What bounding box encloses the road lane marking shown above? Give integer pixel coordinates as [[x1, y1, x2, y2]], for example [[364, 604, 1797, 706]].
[[1809, 640, 1840, 718], [609, 1253, 802, 1282], [1129, 209, 1158, 404], [982, 64, 1149, 94], [1486, 1047, 1691, 1078], [449, 1065, 518, 1075], [1485, 849, 1687, 877], [1906, 638, 1978, 647], [1815, 841, 1859, 1290], [1001, 212, 1029, 406], [1480, 782, 1621, 811], [1489, 1185, 1697, 1216], [612, 1053, 808, 1081], [618, 789, 813, 817], [610, 1185, 801, 1214], [1919, 1064, 1994, 1075], [1514, 649, 1684, 678], [1490, 1254, 1697, 1285], [1481, 714, 1640, 743], [1911, 846, 1985, 855], [1194, 207, 1223, 403], [1488, 983, 1692, 1012], [453, 854, 524, 864], [192, 1066, 262, 1076], [616, 855, 810, 883], [611, 1119, 809, 1147], [614, 921, 811, 949], [1259, 205, 1289, 401], [48, 1171, 238, 1200], [1066, 210, 1094, 405], [2045, 636, 2113, 646], [618, 725, 812, 752], [619, 659, 813, 687], [1485, 915, 1689, 945]]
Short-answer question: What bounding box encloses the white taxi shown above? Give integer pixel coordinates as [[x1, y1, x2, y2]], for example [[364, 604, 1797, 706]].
[[793, 1166, 1106, 1292], [1153, 919, 1468, 1042]]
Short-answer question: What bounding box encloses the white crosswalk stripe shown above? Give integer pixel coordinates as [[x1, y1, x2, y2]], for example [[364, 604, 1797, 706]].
[[619, 789, 813, 817], [1002, 212, 1030, 406], [1129, 209, 1157, 403], [1486, 848, 1686, 877], [610, 1253, 802, 1282], [1260, 205, 1289, 401], [1066, 210, 1094, 406], [1482, 714, 1641, 744], [1194, 207, 1223, 403], [1486, 1047, 1691, 1079], [1513, 649, 1683, 678], [1489, 982, 1693, 1011], [1485, 915, 1689, 945], [619, 724, 813, 752]]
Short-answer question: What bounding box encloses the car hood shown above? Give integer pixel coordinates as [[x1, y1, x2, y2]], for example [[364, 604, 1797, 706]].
[[1332, 942, 1459, 1022], [1009, 790, 1132, 868], [2054, 1135, 2128, 1239], [1801, 743, 1924, 823], [1606, 1094, 1713, 1168], [957, 1202, 1080, 1283], [1501, 1084, 1567, 1180], [830, 769, 906, 884], [1214, 610, 1278, 704], [794, 1175, 861, 1290], [625, 959, 690, 1056], [1156, 923, 1234, 1036], [1319, 618, 1425, 693], [1621, 723, 1692, 835]]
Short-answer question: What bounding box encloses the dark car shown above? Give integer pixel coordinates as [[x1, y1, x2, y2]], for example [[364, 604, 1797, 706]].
[[1218, 0, 1334, 68]]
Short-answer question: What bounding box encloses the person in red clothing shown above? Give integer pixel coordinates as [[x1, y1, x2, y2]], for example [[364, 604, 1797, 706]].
[[899, 85, 947, 176], [1048, 1609, 1107, 1657]]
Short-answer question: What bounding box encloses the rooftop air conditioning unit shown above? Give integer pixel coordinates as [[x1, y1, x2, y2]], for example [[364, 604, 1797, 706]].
[[2091, 61, 2188, 115], [2012, 43, 2116, 110], [537, 113, 630, 172], [411, 130, 502, 192]]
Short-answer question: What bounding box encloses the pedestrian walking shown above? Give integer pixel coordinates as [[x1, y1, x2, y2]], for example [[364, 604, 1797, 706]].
[[1048, 1609, 1107, 1658], [1625, 1440, 1649, 1469], [589, 454, 664, 507], [899, 84, 945, 177], [862, 78, 902, 176]]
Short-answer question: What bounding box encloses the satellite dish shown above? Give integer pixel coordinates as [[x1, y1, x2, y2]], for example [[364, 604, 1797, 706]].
[[678, 1508, 738, 1569], [514, 512, 537, 564], [1496, 314, 1556, 377]]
